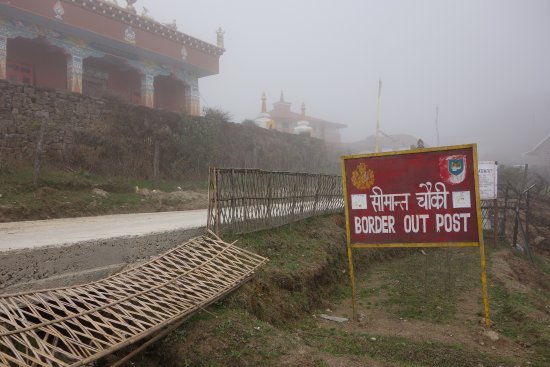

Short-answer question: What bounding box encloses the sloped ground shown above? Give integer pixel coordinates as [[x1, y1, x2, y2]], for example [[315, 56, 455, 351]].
[[529, 197, 550, 254], [0, 168, 207, 222], [106, 214, 550, 367]]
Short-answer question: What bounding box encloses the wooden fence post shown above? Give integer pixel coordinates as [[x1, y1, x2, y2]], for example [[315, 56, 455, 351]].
[[501, 184, 509, 236], [512, 202, 520, 247], [312, 175, 321, 216], [32, 113, 47, 187], [215, 168, 220, 235], [266, 173, 273, 226], [525, 188, 531, 257], [230, 169, 236, 232], [493, 198, 498, 248], [207, 167, 213, 231]]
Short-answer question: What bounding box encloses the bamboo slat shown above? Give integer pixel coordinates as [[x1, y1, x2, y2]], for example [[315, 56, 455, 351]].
[[0, 235, 268, 367], [207, 168, 344, 234]]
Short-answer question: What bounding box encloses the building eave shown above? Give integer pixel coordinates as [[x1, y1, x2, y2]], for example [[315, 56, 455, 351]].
[[63, 0, 225, 57], [0, 2, 219, 77]]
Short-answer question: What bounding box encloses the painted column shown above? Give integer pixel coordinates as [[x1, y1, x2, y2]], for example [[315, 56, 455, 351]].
[[0, 18, 103, 91], [0, 35, 6, 80], [172, 69, 200, 116], [141, 73, 155, 108], [188, 77, 200, 116], [48, 38, 104, 94], [67, 53, 83, 93], [0, 19, 10, 81], [127, 61, 165, 109]]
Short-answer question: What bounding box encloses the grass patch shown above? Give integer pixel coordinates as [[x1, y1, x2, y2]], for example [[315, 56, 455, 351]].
[[300, 326, 517, 367], [358, 248, 480, 323], [534, 254, 550, 274], [133, 309, 323, 367], [0, 167, 207, 221], [221, 215, 350, 326], [224, 216, 346, 273], [490, 283, 550, 365]]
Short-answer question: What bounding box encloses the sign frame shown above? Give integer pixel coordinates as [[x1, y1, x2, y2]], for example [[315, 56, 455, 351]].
[[340, 144, 490, 326]]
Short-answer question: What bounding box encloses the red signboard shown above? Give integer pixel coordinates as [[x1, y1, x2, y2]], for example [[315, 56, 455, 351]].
[[342, 145, 482, 247], [341, 144, 489, 325]]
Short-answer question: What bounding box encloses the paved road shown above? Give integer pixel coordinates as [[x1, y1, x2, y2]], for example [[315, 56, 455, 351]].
[[0, 210, 208, 252]]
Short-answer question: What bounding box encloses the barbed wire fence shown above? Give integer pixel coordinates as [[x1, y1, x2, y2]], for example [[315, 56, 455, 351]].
[[479, 165, 550, 262], [207, 168, 344, 234]]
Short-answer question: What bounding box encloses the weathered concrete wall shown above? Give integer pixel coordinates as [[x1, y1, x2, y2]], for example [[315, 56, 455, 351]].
[[0, 80, 340, 179], [0, 227, 204, 293]]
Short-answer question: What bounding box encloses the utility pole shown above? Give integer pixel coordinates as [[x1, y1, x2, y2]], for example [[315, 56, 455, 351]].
[[375, 78, 382, 152], [435, 105, 440, 146]]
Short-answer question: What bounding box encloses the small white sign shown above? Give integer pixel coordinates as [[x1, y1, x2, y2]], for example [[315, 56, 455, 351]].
[[478, 161, 498, 200], [351, 194, 368, 210], [452, 191, 471, 209]]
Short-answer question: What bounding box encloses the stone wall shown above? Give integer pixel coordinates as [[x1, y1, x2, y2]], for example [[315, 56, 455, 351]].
[[0, 81, 340, 179]]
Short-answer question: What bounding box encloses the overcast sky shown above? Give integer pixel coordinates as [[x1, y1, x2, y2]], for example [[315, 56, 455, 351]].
[[138, 0, 550, 161]]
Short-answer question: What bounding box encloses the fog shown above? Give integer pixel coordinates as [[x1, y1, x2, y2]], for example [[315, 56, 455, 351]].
[[139, 0, 550, 162]]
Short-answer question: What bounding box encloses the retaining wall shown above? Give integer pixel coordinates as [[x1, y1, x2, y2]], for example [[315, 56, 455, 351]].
[[0, 80, 340, 179]]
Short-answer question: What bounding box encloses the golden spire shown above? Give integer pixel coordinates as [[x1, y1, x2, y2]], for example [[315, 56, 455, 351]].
[[301, 102, 306, 119], [261, 92, 267, 113]]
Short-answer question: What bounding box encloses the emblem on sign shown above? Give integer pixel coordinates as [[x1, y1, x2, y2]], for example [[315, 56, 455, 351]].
[[439, 155, 466, 184], [351, 163, 375, 190]]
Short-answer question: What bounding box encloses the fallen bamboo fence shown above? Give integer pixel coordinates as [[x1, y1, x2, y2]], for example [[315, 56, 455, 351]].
[[207, 168, 344, 234], [0, 234, 267, 367]]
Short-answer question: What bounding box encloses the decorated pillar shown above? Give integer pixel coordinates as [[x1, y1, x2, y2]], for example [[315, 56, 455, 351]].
[[189, 83, 201, 116], [182, 74, 200, 116], [0, 35, 6, 80], [127, 61, 166, 109], [0, 18, 103, 91], [46, 38, 104, 93], [141, 73, 155, 108], [66, 53, 83, 93], [170, 68, 200, 115], [0, 18, 37, 81], [129, 61, 200, 113], [0, 19, 11, 81]]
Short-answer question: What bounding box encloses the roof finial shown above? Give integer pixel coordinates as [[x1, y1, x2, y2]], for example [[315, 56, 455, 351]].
[[216, 27, 225, 49], [301, 102, 306, 118], [261, 92, 267, 113], [280, 90, 285, 102], [126, 0, 137, 13]]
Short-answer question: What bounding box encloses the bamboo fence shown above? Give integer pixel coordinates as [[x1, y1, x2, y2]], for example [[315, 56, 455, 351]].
[[207, 167, 344, 234], [0, 234, 267, 367]]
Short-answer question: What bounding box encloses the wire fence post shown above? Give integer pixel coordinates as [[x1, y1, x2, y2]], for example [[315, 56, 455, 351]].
[[501, 184, 509, 237], [493, 198, 498, 247]]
